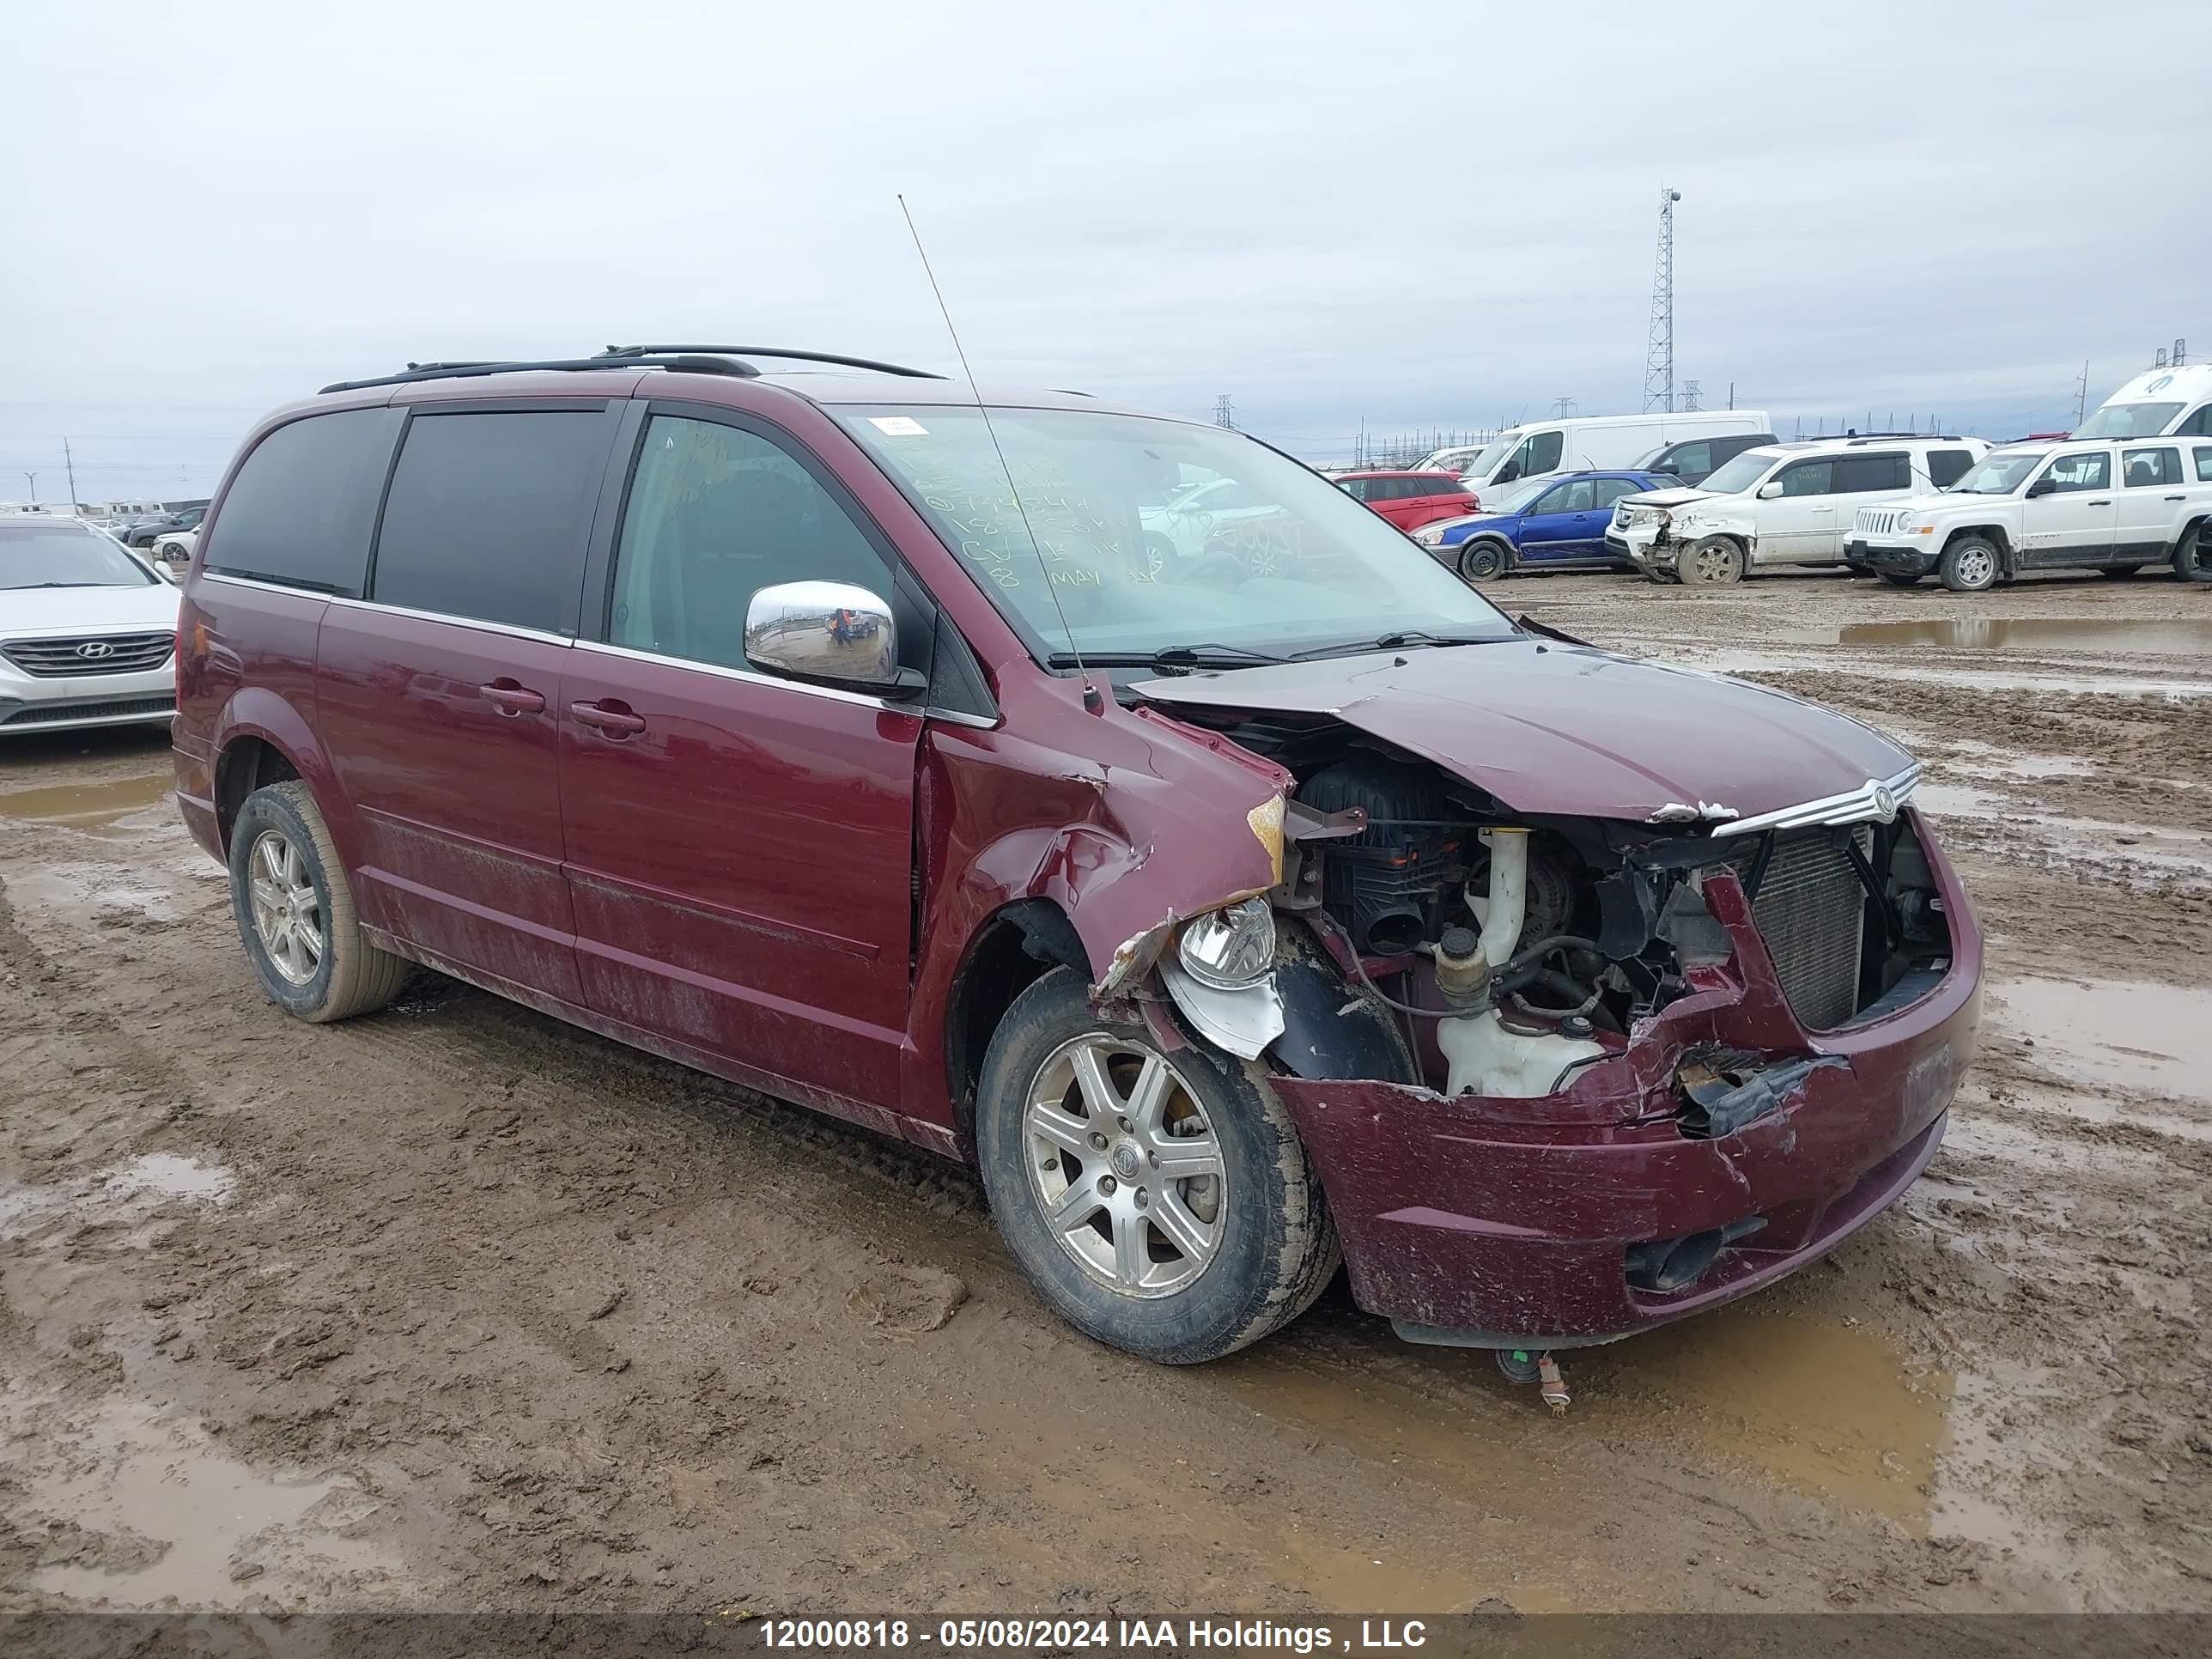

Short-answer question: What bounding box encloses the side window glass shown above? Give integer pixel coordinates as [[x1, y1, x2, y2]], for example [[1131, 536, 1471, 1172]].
[[2195, 447, 2212, 483], [1927, 448, 1973, 489], [2040, 452, 2111, 493], [609, 416, 891, 671], [372, 411, 610, 633], [1591, 478, 1637, 509], [1776, 459, 1833, 496], [1835, 453, 1910, 492], [202, 407, 402, 596], [2177, 406, 2212, 437], [1666, 441, 1709, 477], [2121, 447, 2182, 487], [1338, 478, 1369, 501], [1526, 431, 1565, 474], [1549, 480, 1596, 513]]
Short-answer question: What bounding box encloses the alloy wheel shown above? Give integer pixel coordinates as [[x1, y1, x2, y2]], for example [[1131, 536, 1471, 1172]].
[[1954, 546, 1994, 587], [1023, 1036, 1225, 1297], [246, 829, 324, 986], [1689, 541, 1741, 583]]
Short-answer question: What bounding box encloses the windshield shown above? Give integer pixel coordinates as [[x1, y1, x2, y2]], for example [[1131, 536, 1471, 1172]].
[[1459, 436, 1516, 479], [1480, 477, 1551, 514], [837, 405, 1517, 661], [0, 523, 156, 589], [1951, 450, 2047, 495], [2074, 402, 2183, 439], [1698, 449, 1780, 494]]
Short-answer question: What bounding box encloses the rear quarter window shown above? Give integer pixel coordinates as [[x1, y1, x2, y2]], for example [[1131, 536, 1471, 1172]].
[[1835, 453, 1910, 492], [202, 407, 404, 596], [2196, 447, 2212, 483]]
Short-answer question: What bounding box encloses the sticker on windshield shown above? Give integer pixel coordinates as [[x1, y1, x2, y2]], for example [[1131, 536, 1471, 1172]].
[[869, 416, 929, 436]]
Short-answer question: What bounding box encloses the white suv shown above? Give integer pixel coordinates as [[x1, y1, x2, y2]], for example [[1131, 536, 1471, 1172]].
[[1607, 435, 1990, 584], [1845, 438, 2212, 591]]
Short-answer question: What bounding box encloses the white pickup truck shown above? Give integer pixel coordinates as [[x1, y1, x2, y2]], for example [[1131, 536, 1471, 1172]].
[[1844, 437, 2212, 591]]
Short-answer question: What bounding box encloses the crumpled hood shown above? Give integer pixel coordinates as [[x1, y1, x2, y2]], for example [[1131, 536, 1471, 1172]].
[[1131, 639, 1914, 824], [1623, 486, 1719, 512]]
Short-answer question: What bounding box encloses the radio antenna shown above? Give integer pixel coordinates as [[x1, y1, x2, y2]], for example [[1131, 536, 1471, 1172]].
[[897, 194, 1103, 714]]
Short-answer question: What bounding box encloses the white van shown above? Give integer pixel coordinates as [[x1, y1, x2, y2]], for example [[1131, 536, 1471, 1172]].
[[1449, 410, 1771, 493], [2075, 367, 2212, 440]]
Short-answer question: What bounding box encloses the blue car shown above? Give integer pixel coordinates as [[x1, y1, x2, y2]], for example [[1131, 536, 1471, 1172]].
[[1411, 468, 1681, 582]]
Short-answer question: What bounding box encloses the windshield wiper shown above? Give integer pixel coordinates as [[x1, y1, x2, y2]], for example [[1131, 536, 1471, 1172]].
[[11, 581, 107, 589], [1047, 643, 1289, 673], [1286, 629, 1507, 661]]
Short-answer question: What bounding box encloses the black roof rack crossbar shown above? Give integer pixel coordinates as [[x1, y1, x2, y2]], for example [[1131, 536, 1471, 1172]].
[[318, 355, 763, 395], [597, 344, 945, 379]]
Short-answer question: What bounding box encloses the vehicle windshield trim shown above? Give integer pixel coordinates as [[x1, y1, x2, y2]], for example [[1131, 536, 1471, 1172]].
[[835, 403, 1522, 672]]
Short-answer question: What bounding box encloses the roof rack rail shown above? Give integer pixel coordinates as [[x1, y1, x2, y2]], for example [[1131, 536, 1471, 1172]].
[[596, 344, 945, 380], [319, 354, 762, 396]]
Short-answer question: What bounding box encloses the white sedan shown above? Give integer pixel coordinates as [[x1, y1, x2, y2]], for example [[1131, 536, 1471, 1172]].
[[151, 526, 198, 573], [2, 518, 181, 736]]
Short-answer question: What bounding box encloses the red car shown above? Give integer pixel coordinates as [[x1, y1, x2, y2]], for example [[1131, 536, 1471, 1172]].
[[1332, 469, 1478, 532], [172, 346, 1978, 1379]]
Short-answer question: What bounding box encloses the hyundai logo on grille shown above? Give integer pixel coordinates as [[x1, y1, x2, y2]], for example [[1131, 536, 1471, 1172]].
[[75, 641, 116, 659]]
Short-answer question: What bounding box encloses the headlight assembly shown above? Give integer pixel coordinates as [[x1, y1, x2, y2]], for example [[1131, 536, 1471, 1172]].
[[1176, 896, 1277, 989]]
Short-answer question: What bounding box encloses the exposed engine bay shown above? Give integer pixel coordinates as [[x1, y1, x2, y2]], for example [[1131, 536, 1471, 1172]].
[[1173, 723, 1957, 1103]]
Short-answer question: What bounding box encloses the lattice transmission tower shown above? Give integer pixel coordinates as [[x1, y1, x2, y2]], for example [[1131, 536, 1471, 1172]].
[[1643, 187, 1681, 413]]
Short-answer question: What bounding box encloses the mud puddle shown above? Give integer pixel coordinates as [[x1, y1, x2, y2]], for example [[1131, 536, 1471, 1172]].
[[1229, 1306, 1952, 1538], [22, 1399, 398, 1607], [1989, 976, 2212, 1103], [1777, 617, 2212, 658], [0, 771, 173, 836], [1915, 787, 2212, 880]]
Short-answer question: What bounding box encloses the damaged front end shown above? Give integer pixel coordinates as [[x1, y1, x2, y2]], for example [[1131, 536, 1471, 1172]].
[[1132, 719, 1981, 1352]]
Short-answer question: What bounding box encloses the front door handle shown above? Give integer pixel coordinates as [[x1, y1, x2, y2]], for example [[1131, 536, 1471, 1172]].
[[479, 680, 545, 716], [2166, 494, 2188, 501], [570, 700, 647, 738], [2087, 499, 2111, 506]]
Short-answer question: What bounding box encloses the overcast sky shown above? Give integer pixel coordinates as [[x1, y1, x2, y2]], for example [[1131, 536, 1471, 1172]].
[[5, 0, 2207, 501]]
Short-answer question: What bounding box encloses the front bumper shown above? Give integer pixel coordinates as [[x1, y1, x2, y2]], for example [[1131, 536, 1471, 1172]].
[[1272, 811, 1980, 1348], [1847, 538, 1938, 577], [0, 659, 176, 735]]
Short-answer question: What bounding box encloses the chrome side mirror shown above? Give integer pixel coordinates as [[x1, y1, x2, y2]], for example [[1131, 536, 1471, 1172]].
[[744, 580, 913, 696]]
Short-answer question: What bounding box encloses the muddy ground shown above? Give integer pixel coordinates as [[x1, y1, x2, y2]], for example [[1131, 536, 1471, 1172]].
[[3, 567, 2208, 1624]]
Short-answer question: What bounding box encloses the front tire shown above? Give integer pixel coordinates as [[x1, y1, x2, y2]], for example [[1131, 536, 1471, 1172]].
[[228, 781, 408, 1023], [975, 969, 1338, 1364], [1676, 536, 1746, 585], [1459, 539, 1510, 583], [1939, 536, 2001, 593]]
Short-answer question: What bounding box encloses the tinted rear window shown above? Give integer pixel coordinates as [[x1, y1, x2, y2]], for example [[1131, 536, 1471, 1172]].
[[1927, 448, 1974, 488], [370, 410, 611, 634], [1835, 453, 1909, 492], [203, 407, 402, 596]]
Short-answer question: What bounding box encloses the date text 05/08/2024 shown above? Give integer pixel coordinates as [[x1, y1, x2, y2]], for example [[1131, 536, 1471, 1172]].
[[755, 1618, 1431, 1651]]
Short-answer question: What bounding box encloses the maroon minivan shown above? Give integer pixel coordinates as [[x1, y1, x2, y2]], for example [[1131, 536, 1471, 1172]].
[[173, 347, 1980, 1374]]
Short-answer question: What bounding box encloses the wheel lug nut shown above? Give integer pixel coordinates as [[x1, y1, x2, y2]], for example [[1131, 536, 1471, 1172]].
[[1147, 1149, 1160, 1168], [1135, 1188, 1149, 1208], [1098, 1175, 1117, 1195], [1089, 1131, 1109, 1150], [1116, 1115, 1133, 1133]]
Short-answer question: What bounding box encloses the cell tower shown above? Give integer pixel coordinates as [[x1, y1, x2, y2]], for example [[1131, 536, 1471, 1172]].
[[1212, 393, 1237, 429], [1643, 186, 1681, 413]]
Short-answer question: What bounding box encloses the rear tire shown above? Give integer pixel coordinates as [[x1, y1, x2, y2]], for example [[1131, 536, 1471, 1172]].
[[2177, 521, 2212, 583], [1459, 539, 1510, 583], [974, 969, 1338, 1364], [228, 781, 409, 1023], [1676, 537, 1746, 585], [1938, 536, 2001, 593], [1878, 571, 1922, 588]]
